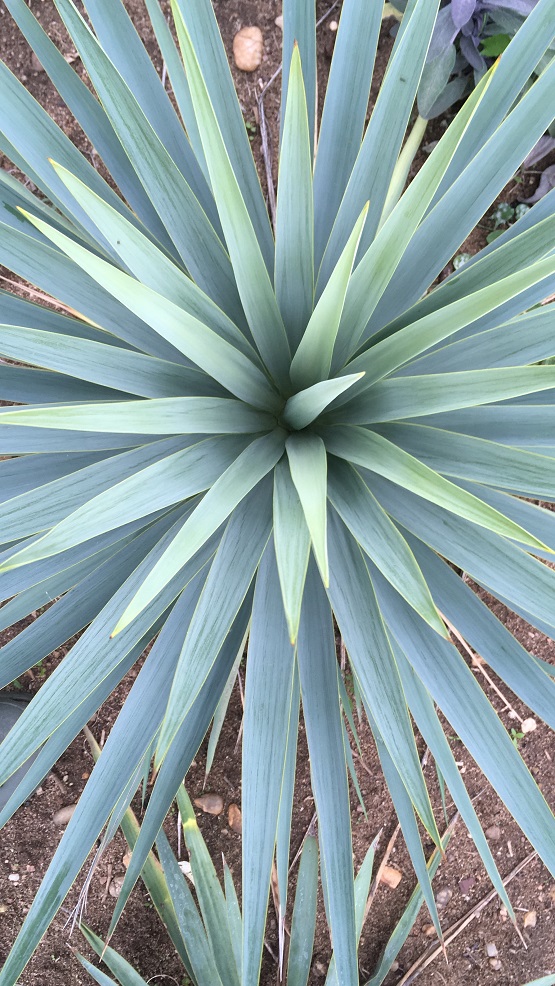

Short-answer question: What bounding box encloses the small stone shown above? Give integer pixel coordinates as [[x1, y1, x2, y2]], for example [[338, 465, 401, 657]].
[[458, 876, 475, 895], [521, 717, 537, 734], [380, 865, 402, 889], [499, 905, 508, 922], [177, 860, 194, 884], [233, 26, 264, 72], [486, 824, 501, 841], [486, 942, 498, 958], [390, 962, 399, 973], [122, 852, 132, 869], [30, 53, 44, 73], [0, 903, 8, 914], [81, 772, 89, 780], [194, 792, 224, 816], [435, 887, 452, 908], [53, 804, 77, 827], [549, 884, 555, 902], [422, 923, 436, 937], [524, 910, 537, 928], [228, 803, 242, 833], [275, 14, 283, 29], [329, 19, 338, 30], [7, 874, 19, 884], [489, 958, 502, 971], [108, 875, 125, 898]]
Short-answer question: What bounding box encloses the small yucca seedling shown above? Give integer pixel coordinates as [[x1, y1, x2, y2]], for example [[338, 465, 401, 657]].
[[76, 730, 444, 986], [75, 777, 442, 986], [2, 0, 555, 984]]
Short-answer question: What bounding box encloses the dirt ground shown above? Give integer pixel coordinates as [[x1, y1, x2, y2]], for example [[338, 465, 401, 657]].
[[0, 2, 555, 985]]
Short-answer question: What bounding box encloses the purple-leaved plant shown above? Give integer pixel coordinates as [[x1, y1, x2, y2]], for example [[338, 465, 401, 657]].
[[391, 0, 539, 118]]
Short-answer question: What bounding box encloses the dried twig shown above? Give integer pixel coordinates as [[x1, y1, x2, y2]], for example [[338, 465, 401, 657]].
[[0, 274, 88, 319], [316, 0, 342, 27], [442, 612, 522, 722], [234, 717, 244, 753], [256, 91, 277, 228], [364, 822, 401, 924], [397, 851, 538, 985], [264, 938, 279, 963], [101, 863, 113, 904], [49, 767, 69, 797], [234, 670, 245, 752], [288, 811, 317, 874], [340, 637, 347, 673]]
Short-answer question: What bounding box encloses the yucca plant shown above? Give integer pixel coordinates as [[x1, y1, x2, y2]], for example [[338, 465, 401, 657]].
[[2, 0, 555, 983], [75, 777, 445, 986]]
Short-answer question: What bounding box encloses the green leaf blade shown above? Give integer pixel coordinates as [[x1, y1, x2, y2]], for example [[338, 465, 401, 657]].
[[328, 459, 446, 637], [286, 835, 319, 986], [113, 431, 284, 636], [291, 205, 368, 390], [242, 543, 296, 986], [324, 426, 551, 553], [275, 44, 314, 350], [273, 458, 311, 644], [297, 563, 358, 986], [326, 511, 441, 846], [0, 397, 275, 435], [176, 787, 240, 986], [172, 3, 292, 389], [20, 209, 278, 411], [282, 374, 364, 432], [286, 432, 329, 585], [153, 482, 273, 769]]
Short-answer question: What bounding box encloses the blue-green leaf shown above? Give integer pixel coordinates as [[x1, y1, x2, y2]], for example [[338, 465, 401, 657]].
[[114, 431, 284, 635], [326, 509, 440, 844], [328, 459, 446, 636], [275, 44, 314, 349], [242, 542, 296, 986], [176, 787, 240, 986], [286, 433, 329, 585], [172, 3, 291, 389], [153, 481, 273, 766], [286, 835, 319, 986], [297, 562, 357, 986], [273, 459, 311, 643], [281, 0, 316, 155]]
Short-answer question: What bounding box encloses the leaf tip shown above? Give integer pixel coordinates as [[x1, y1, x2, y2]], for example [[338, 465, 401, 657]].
[[110, 605, 135, 638], [437, 619, 450, 640]]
